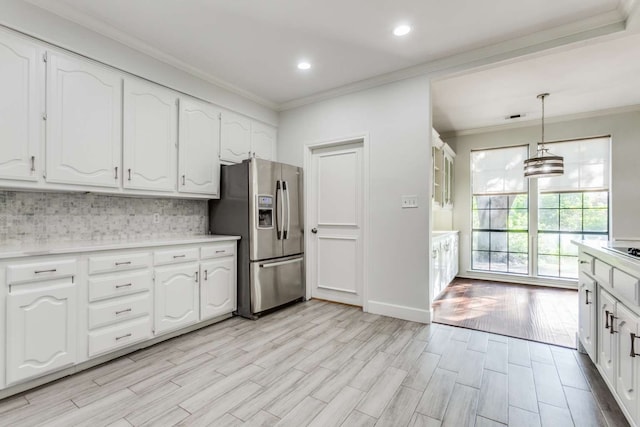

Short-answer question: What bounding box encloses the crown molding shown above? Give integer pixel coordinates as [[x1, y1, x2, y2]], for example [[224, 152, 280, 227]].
[[23, 0, 636, 114], [438, 104, 640, 139], [23, 0, 279, 111], [279, 13, 628, 111]]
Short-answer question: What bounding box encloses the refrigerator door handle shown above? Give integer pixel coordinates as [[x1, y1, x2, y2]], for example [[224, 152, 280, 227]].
[[283, 181, 290, 239], [259, 257, 304, 268], [275, 180, 282, 240]]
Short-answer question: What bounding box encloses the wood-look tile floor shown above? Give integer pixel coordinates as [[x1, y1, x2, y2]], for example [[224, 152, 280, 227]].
[[432, 278, 579, 348], [0, 299, 628, 427]]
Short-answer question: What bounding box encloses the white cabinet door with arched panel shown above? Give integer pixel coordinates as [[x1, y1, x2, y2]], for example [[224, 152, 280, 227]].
[[6, 282, 77, 385], [309, 142, 363, 306], [200, 257, 236, 320], [154, 263, 199, 335], [123, 79, 177, 192], [220, 111, 251, 163], [46, 51, 122, 188], [251, 121, 276, 161], [598, 288, 617, 387], [178, 98, 221, 196], [0, 31, 42, 183]]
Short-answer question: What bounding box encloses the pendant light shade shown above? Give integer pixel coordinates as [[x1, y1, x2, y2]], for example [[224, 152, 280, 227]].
[[524, 93, 564, 178]]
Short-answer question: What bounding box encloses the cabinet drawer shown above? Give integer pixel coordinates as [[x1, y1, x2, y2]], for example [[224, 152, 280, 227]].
[[613, 268, 640, 305], [88, 292, 151, 330], [89, 270, 152, 302], [201, 244, 235, 260], [579, 253, 594, 275], [89, 252, 152, 275], [594, 259, 612, 288], [7, 259, 77, 285], [154, 247, 199, 266], [88, 316, 152, 357]]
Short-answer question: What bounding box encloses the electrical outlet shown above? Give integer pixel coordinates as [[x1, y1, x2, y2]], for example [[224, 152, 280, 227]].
[[401, 195, 418, 208], [153, 213, 160, 224]]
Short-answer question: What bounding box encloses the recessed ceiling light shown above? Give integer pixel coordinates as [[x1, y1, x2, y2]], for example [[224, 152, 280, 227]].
[[297, 61, 311, 70], [393, 25, 411, 37]]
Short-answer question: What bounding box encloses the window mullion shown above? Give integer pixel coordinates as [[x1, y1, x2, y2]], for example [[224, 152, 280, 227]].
[[529, 157, 539, 278]]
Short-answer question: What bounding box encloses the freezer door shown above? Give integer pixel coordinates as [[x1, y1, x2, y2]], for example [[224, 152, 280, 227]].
[[250, 255, 304, 314], [282, 164, 304, 257], [250, 159, 283, 261]]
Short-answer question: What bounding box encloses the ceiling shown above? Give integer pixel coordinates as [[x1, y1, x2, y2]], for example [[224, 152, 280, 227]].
[[432, 32, 640, 133], [23, 0, 632, 109]]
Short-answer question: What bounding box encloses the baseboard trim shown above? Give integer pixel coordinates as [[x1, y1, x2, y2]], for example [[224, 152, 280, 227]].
[[367, 300, 431, 324]]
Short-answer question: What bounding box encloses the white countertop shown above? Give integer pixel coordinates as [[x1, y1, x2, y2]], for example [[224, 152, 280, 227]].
[[572, 239, 640, 274], [0, 235, 240, 260]]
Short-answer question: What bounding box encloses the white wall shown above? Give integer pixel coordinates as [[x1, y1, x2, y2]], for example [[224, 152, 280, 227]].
[[278, 76, 432, 323], [448, 109, 640, 286], [0, 0, 277, 126]]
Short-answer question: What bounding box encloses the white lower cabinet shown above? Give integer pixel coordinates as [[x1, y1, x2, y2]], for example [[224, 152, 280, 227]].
[[1, 239, 237, 395], [431, 231, 459, 300], [154, 262, 200, 334], [616, 303, 640, 419], [577, 244, 640, 426], [6, 280, 77, 385], [578, 273, 596, 360], [598, 287, 617, 386], [200, 257, 236, 320]]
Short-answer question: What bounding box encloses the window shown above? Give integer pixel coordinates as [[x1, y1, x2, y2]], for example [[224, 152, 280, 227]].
[[471, 146, 529, 274], [537, 137, 610, 279]]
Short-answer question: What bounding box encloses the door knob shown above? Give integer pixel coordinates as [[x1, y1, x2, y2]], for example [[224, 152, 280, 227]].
[[311, 228, 318, 234]]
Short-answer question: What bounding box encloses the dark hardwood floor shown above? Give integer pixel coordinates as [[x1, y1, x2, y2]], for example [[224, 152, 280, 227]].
[[432, 278, 579, 348]]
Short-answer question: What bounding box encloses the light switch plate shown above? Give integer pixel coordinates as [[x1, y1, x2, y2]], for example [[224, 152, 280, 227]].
[[401, 195, 418, 208]]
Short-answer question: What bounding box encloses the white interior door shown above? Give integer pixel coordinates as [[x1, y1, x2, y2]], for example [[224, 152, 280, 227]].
[[309, 142, 364, 306]]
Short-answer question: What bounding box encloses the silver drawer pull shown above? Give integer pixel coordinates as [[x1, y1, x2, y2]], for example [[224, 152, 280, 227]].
[[116, 283, 132, 289], [115, 261, 132, 266], [115, 308, 132, 315], [215, 250, 225, 253], [35, 269, 57, 274], [580, 260, 589, 264], [115, 333, 132, 341], [173, 254, 186, 259]]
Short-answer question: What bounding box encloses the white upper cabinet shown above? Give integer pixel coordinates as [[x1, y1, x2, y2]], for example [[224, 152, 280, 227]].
[[251, 121, 276, 160], [220, 111, 251, 163], [123, 79, 178, 192], [0, 32, 42, 182], [46, 51, 122, 188], [178, 97, 221, 196]]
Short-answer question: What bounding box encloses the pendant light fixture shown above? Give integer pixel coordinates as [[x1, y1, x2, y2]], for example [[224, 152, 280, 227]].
[[523, 93, 564, 178]]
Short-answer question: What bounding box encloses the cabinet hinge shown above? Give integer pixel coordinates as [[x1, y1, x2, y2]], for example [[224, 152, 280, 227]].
[[218, 113, 222, 120], [42, 52, 47, 63]]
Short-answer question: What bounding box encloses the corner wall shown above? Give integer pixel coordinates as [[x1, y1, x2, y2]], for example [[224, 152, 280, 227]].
[[448, 109, 640, 284], [277, 76, 432, 322]]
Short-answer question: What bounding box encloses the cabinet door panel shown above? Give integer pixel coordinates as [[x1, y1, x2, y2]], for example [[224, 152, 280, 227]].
[[598, 288, 617, 386], [178, 98, 220, 196], [251, 121, 276, 161], [123, 79, 177, 192], [578, 273, 596, 361], [154, 263, 199, 334], [220, 111, 251, 163], [0, 32, 41, 182], [6, 282, 77, 385], [616, 304, 640, 419], [200, 257, 236, 320], [46, 51, 122, 188]]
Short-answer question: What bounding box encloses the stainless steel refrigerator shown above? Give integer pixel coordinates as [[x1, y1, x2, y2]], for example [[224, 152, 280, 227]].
[[209, 158, 304, 318]]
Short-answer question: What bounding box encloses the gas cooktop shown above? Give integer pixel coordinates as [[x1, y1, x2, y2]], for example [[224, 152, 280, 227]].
[[604, 246, 640, 259]]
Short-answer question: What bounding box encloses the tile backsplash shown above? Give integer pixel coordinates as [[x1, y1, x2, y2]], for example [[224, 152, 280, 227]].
[[0, 191, 208, 245]]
